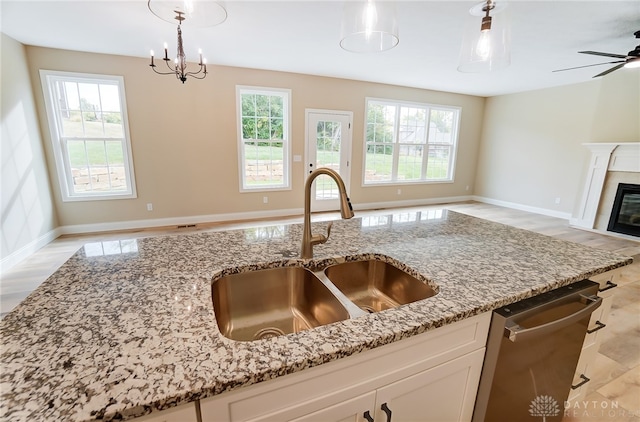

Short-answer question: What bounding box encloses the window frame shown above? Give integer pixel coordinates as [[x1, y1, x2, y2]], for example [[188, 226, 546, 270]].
[[236, 85, 292, 192], [39, 70, 137, 202], [362, 97, 461, 187]]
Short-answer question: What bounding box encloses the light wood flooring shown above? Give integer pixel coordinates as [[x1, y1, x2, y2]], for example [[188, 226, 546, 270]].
[[1, 201, 639, 420]]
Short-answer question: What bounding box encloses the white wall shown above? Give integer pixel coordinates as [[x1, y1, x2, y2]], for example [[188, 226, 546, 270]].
[[474, 70, 640, 217], [1, 33, 57, 267]]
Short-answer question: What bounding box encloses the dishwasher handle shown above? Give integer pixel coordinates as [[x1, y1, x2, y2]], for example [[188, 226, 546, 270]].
[[504, 294, 602, 343]]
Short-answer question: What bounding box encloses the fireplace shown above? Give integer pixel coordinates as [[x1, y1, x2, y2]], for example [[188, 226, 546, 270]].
[[607, 183, 640, 237], [572, 143, 640, 233]]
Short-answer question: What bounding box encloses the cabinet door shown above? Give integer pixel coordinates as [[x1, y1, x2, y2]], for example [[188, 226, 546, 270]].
[[249, 391, 376, 422], [373, 349, 485, 422]]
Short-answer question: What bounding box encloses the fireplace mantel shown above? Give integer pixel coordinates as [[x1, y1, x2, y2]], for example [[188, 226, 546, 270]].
[[571, 142, 640, 230]]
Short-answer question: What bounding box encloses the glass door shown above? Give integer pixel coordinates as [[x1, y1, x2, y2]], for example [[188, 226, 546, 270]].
[[305, 110, 352, 212]]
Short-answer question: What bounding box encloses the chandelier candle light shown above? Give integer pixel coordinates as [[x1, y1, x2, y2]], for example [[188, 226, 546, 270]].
[[150, 11, 207, 83]]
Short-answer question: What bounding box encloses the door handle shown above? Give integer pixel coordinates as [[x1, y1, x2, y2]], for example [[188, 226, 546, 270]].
[[504, 294, 602, 342], [363, 410, 374, 422], [381, 403, 392, 422]]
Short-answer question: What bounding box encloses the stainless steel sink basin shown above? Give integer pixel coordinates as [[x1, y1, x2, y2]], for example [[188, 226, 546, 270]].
[[211, 267, 350, 342], [324, 260, 437, 313]]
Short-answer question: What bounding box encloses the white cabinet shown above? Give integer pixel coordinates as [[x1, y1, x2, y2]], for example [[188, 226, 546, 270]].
[[568, 268, 620, 402], [372, 349, 484, 422], [132, 402, 198, 422], [200, 312, 491, 422], [286, 392, 376, 422], [249, 349, 484, 422]]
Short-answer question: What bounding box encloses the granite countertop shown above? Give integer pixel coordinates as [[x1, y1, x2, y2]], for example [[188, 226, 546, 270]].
[[0, 210, 632, 421]]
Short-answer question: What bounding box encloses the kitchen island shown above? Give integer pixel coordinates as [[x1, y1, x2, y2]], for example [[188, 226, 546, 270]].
[[0, 209, 632, 421]]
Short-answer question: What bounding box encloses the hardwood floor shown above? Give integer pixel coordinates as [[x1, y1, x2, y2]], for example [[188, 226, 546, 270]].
[[1, 201, 638, 419]]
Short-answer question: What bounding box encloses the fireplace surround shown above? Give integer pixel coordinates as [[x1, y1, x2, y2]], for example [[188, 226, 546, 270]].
[[572, 143, 640, 236]]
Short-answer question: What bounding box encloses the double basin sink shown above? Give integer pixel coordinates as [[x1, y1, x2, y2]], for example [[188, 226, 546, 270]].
[[211, 258, 438, 341]]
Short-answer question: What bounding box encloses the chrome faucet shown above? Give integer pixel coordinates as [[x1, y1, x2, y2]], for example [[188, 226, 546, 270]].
[[301, 168, 354, 259]]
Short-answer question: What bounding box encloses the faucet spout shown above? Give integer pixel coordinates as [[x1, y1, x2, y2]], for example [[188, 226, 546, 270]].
[[301, 168, 354, 259]]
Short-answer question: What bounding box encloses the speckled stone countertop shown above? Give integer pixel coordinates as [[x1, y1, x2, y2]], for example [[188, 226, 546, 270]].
[[0, 210, 633, 421]]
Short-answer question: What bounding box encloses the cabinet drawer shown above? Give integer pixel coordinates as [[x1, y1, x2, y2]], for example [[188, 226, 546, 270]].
[[200, 313, 490, 421], [133, 403, 198, 422]]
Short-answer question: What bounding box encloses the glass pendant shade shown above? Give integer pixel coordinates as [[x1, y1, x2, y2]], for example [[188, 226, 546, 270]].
[[458, 1, 511, 72], [148, 0, 227, 28], [340, 0, 399, 53]]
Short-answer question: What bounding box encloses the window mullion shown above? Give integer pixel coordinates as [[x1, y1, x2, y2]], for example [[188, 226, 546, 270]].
[[103, 140, 113, 191], [60, 138, 76, 196], [391, 105, 401, 181], [422, 107, 431, 179]]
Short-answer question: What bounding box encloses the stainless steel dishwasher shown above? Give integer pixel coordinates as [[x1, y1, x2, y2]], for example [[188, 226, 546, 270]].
[[473, 279, 602, 422]]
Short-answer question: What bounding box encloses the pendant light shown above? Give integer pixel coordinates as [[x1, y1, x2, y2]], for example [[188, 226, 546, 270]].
[[340, 0, 399, 53], [458, 0, 511, 72]]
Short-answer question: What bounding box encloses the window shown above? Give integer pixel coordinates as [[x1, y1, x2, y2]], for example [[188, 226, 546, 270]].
[[364, 98, 460, 185], [237, 86, 291, 191], [40, 70, 136, 201]]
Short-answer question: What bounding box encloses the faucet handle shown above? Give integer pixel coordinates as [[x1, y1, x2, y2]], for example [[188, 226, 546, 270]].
[[310, 222, 333, 247], [325, 221, 333, 241]]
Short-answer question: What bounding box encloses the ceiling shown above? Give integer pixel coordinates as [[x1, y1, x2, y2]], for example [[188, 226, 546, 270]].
[[1, 0, 639, 97]]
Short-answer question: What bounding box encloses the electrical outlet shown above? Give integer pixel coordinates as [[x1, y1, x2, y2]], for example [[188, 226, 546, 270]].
[[397, 189, 402, 195], [263, 196, 269, 204], [146, 203, 153, 211], [555, 197, 561, 205]]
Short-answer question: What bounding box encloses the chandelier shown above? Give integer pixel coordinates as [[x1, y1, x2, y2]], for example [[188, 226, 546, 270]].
[[149, 11, 207, 83], [147, 0, 227, 83]]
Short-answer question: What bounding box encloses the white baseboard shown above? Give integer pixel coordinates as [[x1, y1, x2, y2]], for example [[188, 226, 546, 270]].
[[57, 207, 305, 235], [472, 196, 573, 220], [569, 218, 591, 229], [1, 228, 62, 277]]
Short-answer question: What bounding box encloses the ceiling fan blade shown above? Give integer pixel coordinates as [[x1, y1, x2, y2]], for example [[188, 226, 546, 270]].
[[579, 50, 627, 59], [593, 63, 625, 78], [552, 60, 625, 72]]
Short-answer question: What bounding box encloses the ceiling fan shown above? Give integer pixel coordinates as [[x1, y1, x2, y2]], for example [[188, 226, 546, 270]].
[[553, 30, 640, 78]]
